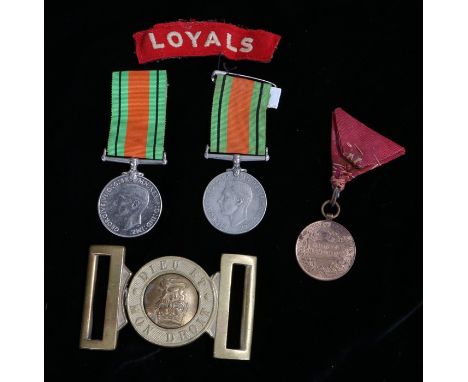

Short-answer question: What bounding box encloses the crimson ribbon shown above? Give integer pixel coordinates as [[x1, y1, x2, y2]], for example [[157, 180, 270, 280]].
[[331, 108, 406, 190], [133, 21, 281, 64]]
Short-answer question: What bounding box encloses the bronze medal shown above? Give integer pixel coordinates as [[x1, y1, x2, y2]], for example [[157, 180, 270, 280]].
[[296, 108, 406, 281], [296, 217, 356, 281]]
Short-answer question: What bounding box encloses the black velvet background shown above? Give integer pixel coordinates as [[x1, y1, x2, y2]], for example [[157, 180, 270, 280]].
[[46, 2, 422, 381]]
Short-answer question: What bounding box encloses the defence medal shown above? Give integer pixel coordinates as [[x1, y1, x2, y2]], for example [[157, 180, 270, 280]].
[[203, 71, 281, 234], [80, 246, 257, 360], [296, 108, 406, 280], [98, 70, 168, 238]]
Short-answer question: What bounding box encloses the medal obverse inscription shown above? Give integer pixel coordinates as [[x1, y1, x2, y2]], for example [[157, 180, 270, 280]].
[[296, 220, 356, 281], [203, 172, 267, 234], [127, 257, 216, 347], [98, 174, 162, 238]]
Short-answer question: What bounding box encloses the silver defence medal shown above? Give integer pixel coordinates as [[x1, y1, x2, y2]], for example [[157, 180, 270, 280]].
[[203, 150, 268, 234], [98, 70, 168, 237], [203, 71, 281, 235], [80, 246, 257, 360], [98, 153, 166, 238]]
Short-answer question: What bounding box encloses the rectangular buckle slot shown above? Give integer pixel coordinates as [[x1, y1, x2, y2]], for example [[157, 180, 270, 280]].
[[214, 254, 257, 360], [79, 245, 126, 350], [90, 255, 110, 340]]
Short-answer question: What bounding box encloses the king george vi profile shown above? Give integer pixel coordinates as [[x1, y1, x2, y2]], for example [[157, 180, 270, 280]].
[[217, 180, 253, 227], [111, 183, 150, 230]]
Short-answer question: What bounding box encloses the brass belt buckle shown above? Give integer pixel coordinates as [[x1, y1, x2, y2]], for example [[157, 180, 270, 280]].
[[79, 245, 257, 361]]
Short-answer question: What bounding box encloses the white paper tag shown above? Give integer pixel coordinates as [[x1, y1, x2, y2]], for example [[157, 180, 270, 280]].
[[268, 87, 282, 109]]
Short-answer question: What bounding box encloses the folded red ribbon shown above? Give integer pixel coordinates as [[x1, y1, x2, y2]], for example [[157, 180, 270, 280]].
[[331, 108, 406, 190], [133, 21, 281, 64]]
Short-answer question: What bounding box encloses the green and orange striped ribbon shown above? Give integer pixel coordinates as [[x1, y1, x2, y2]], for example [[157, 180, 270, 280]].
[[107, 70, 167, 160], [210, 74, 272, 156]]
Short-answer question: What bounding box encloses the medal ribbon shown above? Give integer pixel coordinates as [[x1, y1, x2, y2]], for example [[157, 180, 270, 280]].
[[107, 70, 167, 160], [210, 74, 272, 155], [331, 108, 405, 190]]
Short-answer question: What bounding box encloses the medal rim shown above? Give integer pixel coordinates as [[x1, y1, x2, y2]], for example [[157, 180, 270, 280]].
[[295, 220, 357, 281], [202, 171, 267, 235], [97, 173, 162, 238], [126, 256, 217, 347]]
